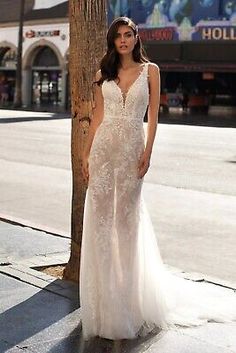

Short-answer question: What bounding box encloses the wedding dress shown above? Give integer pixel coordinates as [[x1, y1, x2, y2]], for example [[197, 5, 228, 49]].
[[79, 62, 236, 341]]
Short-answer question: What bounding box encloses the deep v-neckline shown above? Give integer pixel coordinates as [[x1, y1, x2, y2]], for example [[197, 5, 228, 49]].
[[113, 63, 146, 107]]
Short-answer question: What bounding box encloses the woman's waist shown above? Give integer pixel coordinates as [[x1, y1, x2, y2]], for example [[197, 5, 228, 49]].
[[94, 118, 145, 142], [102, 115, 144, 126]]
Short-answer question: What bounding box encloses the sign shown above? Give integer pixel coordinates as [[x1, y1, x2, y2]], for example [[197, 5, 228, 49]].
[[108, 0, 236, 42], [199, 26, 236, 40], [25, 30, 60, 39], [139, 27, 177, 41]]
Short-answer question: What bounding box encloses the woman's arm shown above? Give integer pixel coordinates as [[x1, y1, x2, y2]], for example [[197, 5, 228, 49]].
[[145, 63, 160, 155], [82, 70, 104, 182], [138, 63, 160, 178]]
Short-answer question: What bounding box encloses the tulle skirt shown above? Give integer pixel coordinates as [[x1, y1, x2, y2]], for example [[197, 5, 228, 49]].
[[79, 191, 236, 341]]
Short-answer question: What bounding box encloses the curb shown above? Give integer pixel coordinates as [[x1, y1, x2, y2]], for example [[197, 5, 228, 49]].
[[0, 252, 78, 301], [0, 217, 235, 292], [0, 214, 69, 239], [165, 264, 236, 291]]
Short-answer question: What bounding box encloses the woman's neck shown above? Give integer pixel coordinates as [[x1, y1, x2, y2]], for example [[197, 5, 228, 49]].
[[119, 55, 136, 70]]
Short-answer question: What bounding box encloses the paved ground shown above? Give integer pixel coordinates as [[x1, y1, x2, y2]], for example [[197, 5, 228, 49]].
[[0, 221, 236, 353], [0, 108, 236, 283], [0, 107, 236, 352]]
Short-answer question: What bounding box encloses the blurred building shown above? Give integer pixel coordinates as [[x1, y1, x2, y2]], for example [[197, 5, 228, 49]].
[[0, 0, 236, 110], [109, 0, 236, 110], [0, 0, 68, 109]]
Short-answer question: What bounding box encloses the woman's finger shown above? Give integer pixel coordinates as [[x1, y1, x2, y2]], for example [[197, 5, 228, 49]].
[[139, 164, 149, 178], [138, 166, 145, 178], [138, 158, 144, 170]]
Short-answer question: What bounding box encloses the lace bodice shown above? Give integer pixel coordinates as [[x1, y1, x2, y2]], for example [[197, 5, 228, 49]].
[[101, 63, 149, 126]]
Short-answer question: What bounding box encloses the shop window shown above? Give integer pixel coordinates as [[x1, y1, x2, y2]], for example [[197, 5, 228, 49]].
[[32, 71, 62, 106]]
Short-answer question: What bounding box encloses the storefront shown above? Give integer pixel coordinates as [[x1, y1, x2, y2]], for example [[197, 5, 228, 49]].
[[0, 0, 69, 109], [22, 25, 68, 109], [109, 0, 236, 110], [143, 39, 236, 107]]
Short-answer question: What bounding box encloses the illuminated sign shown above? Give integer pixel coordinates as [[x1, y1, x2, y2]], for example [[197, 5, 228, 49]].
[[200, 26, 236, 40], [139, 28, 177, 41], [108, 0, 236, 42]]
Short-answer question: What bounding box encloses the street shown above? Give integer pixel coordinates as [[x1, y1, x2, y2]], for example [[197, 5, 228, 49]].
[[0, 108, 236, 283]]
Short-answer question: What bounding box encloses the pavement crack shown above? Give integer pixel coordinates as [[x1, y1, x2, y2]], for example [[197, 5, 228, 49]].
[[0, 269, 74, 300], [16, 345, 29, 351]]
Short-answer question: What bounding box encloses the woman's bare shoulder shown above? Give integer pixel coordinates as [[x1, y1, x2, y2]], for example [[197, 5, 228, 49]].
[[147, 62, 160, 74]]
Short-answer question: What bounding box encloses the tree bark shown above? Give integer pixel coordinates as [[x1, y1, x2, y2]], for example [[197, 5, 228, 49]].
[[63, 1, 107, 283]]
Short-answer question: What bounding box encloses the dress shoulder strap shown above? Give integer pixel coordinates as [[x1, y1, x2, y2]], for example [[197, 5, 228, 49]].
[[144, 62, 150, 78]]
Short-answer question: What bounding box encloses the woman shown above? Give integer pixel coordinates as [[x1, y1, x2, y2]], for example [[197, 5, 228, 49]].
[[80, 16, 236, 342]]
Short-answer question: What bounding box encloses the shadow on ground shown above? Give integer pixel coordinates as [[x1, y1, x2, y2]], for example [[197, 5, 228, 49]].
[[0, 278, 79, 352], [158, 110, 236, 128], [47, 326, 165, 353], [1, 107, 236, 127], [0, 273, 166, 353], [0, 114, 70, 124]]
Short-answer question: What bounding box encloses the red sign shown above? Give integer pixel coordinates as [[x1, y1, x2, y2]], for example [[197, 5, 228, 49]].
[[139, 28, 175, 41], [25, 30, 60, 39]]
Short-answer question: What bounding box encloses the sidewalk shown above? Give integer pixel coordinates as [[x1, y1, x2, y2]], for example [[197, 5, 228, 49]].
[[0, 220, 236, 353]]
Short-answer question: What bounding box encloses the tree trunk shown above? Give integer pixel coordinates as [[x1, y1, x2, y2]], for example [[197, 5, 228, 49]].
[[63, 1, 107, 283], [14, 0, 25, 108]]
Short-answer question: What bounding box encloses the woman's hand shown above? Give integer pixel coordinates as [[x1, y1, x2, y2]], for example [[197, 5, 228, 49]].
[[82, 155, 89, 184], [138, 150, 151, 179]]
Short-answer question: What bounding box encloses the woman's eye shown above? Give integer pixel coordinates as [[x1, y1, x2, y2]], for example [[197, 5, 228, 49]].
[[115, 32, 132, 39]]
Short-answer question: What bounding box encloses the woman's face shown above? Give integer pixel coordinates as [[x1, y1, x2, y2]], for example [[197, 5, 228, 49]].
[[114, 24, 137, 56]]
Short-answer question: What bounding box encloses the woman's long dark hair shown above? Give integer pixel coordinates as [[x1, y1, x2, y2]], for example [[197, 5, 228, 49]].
[[97, 17, 149, 86]]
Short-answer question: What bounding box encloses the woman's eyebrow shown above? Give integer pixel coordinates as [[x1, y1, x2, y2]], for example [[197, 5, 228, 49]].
[[116, 30, 133, 35]]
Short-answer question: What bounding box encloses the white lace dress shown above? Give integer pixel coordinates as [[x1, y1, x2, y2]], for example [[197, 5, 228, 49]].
[[79, 63, 236, 341]]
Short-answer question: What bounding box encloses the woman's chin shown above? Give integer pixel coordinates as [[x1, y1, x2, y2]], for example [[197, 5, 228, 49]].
[[118, 49, 131, 55]]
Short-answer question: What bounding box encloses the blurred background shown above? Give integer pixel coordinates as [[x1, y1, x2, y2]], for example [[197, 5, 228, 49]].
[[0, 0, 235, 113]]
